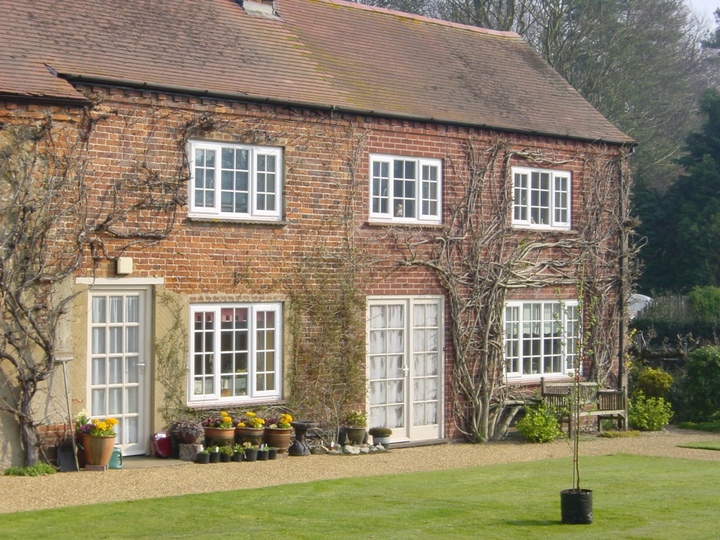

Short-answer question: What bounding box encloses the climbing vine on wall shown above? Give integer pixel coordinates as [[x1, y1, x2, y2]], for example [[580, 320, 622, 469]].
[[395, 137, 636, 442]]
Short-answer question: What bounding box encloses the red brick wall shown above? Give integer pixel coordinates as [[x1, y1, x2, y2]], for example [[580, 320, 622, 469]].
[[2, 87, 624, 442]]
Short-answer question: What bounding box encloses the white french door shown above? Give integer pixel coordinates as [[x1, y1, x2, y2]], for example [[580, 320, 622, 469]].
[[367, 297, 444, 442], [88, 288, 150, 456]]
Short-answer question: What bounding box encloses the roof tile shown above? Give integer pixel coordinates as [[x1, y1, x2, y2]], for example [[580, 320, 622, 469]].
[[0, 0, 631, 144]]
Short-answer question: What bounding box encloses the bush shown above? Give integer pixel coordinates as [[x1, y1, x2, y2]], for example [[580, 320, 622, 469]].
[[3, 462, 56, 476], [628, 394, 673, 431], [688, 286, 720, 321], [516, 403, 562, 443], [673, 345, 720, 422], [633, 366, 674, 399]]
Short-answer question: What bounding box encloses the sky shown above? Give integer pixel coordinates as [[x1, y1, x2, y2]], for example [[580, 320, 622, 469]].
[[689, 0, 718, 25]]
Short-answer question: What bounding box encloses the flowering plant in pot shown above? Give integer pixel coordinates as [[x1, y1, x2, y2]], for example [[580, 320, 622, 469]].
[[82, 417, 119, 437], [264, 413, 294, 454], [236, 411, 265, 446], [203, 412, 235, 447], [77, 415, 119, 467], [266, 413, 293, 429], [237, 411, 265, 429], [204, 411, 234, 429]]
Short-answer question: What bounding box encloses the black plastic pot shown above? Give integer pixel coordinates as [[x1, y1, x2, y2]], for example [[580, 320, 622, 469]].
[[560, 489, 593, 524]]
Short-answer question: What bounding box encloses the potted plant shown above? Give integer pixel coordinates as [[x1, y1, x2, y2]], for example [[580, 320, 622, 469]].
[[257, 443, 270, 461], [219, 444, 234, 462], [175, 420, 204, 444], [236, 411, 266, 446], [560, 372, 593, 524], [231, 443, 245, 462], [77, 415, 119, 467], [263, 412, 294, 454], [208, 445, 221, 463], [343, 410, 367, 445], [242, 442, 259, 462], [560, 294, 593, 525], [196, 448, 211, 464], [203, 412, 235, 447], [368, 426, 392, 449]]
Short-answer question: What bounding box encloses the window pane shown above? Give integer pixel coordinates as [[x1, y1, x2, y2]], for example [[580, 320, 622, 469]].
[[108, 357, 122, 384], [92, 296, 106, 324]]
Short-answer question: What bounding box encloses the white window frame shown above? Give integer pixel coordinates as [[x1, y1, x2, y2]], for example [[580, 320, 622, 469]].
[[504, 300, 579, 379], [369, 154, 442, 224], [189, 303, 282, 404], [188, 141, 283, 221], [511, 166, 571, 230]]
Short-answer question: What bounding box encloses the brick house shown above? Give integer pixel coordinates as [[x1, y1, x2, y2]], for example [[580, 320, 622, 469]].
[[0, 0, 632, 466]]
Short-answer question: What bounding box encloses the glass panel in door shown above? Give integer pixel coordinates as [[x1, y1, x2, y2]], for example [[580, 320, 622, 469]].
[[90, 291, 146, 455], [368, 304, 406, 434], [410, 301, 441, 440]]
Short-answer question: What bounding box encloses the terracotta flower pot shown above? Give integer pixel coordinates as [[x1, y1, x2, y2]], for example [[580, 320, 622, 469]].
[[204, 427, 235, 447], [82, 434, 116, 466], [235, 427, 264, 446], [263, 428, 293, 454]]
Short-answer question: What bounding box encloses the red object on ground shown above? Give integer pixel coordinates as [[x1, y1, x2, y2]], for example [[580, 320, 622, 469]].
[[152, 431, 173, 458]]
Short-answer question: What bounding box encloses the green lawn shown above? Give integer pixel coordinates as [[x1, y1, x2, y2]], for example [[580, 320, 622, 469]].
[[678, 440, 720, 451], [1, 454, 718, 539]]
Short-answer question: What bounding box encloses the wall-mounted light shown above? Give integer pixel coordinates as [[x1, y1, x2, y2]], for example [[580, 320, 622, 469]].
[[116, 257, 133, 275]]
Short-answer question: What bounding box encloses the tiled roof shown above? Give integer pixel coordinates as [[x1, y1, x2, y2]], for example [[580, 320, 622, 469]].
[[0, 0, 632, 144]]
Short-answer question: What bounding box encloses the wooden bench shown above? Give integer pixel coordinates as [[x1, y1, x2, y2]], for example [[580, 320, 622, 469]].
[[540, 377, 627, 432]]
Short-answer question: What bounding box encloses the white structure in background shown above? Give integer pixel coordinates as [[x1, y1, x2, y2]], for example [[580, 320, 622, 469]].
[[628, 294, 653, 319]]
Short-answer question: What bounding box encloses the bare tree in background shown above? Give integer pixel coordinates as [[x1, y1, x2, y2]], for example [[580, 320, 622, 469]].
[[359, 0, 714, 192]]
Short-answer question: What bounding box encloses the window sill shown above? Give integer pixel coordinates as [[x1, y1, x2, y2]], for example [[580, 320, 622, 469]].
[[506, 374, 572, 385], [188, 397, 286, 408], [511, 224, 573, 233], [187, 216, 288, 227], [365, 220, 444, 229]]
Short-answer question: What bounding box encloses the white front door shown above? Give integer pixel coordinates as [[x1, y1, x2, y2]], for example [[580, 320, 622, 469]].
[[367, 297, 444, 442], [88, 288, 150, 456]]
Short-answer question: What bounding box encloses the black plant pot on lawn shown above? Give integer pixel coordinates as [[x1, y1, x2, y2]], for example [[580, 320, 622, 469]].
[[560, 489, 593, 524]]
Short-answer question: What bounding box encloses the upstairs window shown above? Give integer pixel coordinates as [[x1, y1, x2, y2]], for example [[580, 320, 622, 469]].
[[512, 167, 570, 230], [370, 154, 441, 224], [505, 300, 579, 378], [189, 141, 282, 221]]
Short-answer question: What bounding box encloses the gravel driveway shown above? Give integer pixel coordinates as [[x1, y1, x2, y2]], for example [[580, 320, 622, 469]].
[[2, 426, 719, 514]]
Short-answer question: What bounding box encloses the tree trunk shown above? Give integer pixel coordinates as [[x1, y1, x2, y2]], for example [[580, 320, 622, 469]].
[[19, 388, 39, 466]]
